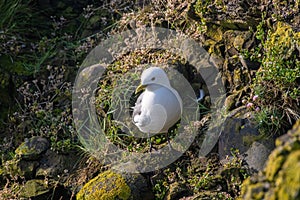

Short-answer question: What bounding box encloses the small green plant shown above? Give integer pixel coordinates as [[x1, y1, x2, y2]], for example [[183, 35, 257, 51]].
[[50, 137, 74, 153], [7, 66, 77, 153], [255, 12, 267, 42], [221, 149, 249, 197], [153, 179, 168, 200], [250, 22, 300, 135], [253, 106, 284, 136], [195, 166, 213, 190], [188, 160, 215, 191], [241, 12, 267, 63]]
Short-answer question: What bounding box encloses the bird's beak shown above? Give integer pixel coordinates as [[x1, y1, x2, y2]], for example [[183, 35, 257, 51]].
[[135, 84, 146, 94]]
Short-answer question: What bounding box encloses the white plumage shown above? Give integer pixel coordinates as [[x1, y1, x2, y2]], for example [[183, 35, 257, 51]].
[[132, 67, 182, 135]]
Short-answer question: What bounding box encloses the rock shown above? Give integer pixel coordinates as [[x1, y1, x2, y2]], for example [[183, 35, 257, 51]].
[[76, 170, 154, 200], [206, 24, 224, 43], [121, 172, 154, 200], [218, 107, 275, 173], [18, 160, 39, 179], [15, 136, 50, 160], [36, 149, 79, 178], [197, 0, 262, 30], [239, 120, 300, 200], [20, 179, 51, 198], [19, 179, 71, 200], [1, 158, 38, 180], [274, 151, 300, 200], [3, 145, 78, 181], [186, 191, 229, 200], [244, 141, 272, 172], [80, 171, 125, 200], [224, 93, 238, 111]]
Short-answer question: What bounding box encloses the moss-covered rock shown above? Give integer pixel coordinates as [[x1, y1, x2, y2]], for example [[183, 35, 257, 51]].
[[15, 136, 50, 160], [76, 170, 131, 200], [1, 157, 39, 180], [18, 178, 71, 199], [77, 170, 154, 200], [36, 149, 80, 178], [218, 106, 275, 173], [239, 120, 300, 200], [275, 151, 300, 199], [20, 179, 51, 198]]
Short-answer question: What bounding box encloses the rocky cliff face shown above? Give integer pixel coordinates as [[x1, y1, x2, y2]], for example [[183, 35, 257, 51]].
[[239, 120, 300, 200], [0, 0, 299, 199]]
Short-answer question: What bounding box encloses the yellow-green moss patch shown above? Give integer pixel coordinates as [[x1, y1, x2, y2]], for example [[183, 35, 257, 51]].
[[274, 150, 300, 200], [265, 153, 285, 181], [76, 170, 131, 200]]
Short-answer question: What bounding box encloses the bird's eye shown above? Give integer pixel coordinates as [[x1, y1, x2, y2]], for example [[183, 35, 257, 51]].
[[151, 77, 155, 81]]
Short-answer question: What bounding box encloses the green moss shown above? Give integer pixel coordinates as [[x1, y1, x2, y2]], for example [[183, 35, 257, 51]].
[[242, 135, 263, 147], [15, 144, 36, 157], [256, 21, 300, 93], [219, 20, 246, 30], [1, 158, 21, 178], [265, 121, 300, 181], [274, 150, 300, 200], [239, 121, 300, 199], [15, 136, 49, 160], [76, 170, 131, 200], [251, 22, 300, 136], [261, 22, 300, 85], [20, 179, 50, 198], [239, 178, 266, 200], [206, 25, 223, 42], [265, 153, 285, 181]]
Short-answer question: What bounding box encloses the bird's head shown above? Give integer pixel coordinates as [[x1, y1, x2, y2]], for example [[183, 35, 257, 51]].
[[135, 67, 171, 94]]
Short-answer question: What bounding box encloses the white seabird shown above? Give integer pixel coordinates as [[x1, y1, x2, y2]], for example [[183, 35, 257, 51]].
[[132, 67, 183, 149]]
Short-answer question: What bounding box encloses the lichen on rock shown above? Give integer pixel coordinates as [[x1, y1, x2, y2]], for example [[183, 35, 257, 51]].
[[239, 120, 300, 200], [76, 170, 131, 200], [15, 136, 50, 160]]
